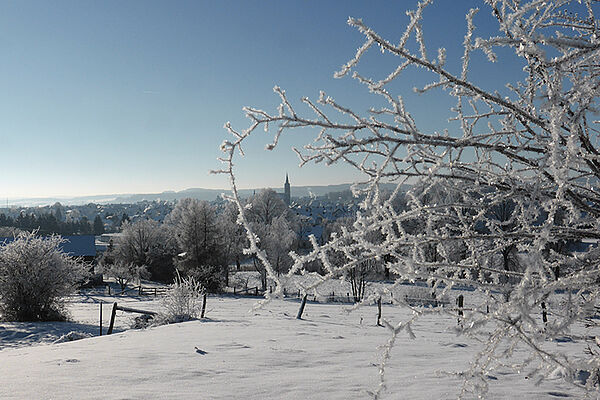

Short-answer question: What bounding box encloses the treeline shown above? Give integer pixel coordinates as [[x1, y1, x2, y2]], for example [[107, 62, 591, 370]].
[[0, 213, 105, 236], [102, 189, 300, 289]]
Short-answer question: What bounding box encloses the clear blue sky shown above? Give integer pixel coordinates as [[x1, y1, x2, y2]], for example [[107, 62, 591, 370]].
[[0, 0, 518, 198]]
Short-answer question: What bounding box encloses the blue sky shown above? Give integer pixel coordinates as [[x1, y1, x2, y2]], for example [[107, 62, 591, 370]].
[[0, 1, 519, 198]]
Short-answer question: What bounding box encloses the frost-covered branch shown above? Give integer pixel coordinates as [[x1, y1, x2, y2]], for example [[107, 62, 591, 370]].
[[215, 0, 600, 398]]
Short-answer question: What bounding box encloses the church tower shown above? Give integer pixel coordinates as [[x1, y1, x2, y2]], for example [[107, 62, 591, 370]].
[[284, 173, 291, 206]]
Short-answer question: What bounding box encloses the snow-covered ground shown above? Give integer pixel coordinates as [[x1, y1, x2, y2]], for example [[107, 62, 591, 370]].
[[0, 282, 594, 399]]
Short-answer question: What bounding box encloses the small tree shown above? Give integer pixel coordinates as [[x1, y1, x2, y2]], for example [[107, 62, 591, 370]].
[[93, 215, 105, 236], [100, 261, 148, 291], [0, 233, 86, 321]]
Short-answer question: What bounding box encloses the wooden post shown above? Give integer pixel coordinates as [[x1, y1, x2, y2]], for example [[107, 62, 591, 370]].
[[108, 285, 111, 296], [541, 302, 548, 326], [457, 295, 464, 325], [107, 302, 118, 335], [201, 293, 207, 318], [377, 297, 382, 326], [138, 285, 142, 296], [99, 302, 103, 336], [255, 287, 258, 296], [297, 294, 308, 320], [154, 288, 157, 297]]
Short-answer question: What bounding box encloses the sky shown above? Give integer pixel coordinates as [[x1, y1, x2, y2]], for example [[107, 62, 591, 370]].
[[0, 0, 521, 199]]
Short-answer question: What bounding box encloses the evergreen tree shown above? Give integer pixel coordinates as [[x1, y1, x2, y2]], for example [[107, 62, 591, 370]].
[[93, 215, 105, 235]]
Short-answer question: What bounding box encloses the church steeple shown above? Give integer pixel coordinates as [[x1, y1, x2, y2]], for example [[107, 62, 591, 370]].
[[284, 173, 291, 206]]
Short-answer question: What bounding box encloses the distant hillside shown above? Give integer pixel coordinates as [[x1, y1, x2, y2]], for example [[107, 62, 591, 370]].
[[6, 183, 406, 207]]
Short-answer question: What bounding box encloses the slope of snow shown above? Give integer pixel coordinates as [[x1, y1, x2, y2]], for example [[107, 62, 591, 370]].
[[0, 294, 589, 399]]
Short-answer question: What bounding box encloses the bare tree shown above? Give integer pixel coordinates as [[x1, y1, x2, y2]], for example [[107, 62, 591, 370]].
[[99, 261, 148, 291], [215, 0, 600, 397]]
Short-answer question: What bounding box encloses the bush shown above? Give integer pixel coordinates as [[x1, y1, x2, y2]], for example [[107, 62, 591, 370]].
[[0, 233, 86, 321], [157, 274, 205, 324]]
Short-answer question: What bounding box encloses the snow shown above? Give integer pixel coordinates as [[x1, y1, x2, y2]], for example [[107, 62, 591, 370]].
[[0, 288, 591, 399]]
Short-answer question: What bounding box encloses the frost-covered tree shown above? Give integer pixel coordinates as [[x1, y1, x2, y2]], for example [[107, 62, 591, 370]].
[[215, 0, 600, 397], [0, 233, 86, 321], [218, 201, 246, 282], [99, 261, 148, 291], [257, 215, 297, 276], [245, 189, 298, 290], [246, 188, 292, 225], [115, 219, 175, 281], [166, 198, 224, 291]]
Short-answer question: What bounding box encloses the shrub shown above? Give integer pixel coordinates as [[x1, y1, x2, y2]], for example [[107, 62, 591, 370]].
[[157, 273, 205, 324], [0, 232, 86, 321]]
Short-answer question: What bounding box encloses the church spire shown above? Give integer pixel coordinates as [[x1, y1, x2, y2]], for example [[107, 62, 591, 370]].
[[284, 173, 291, 206]]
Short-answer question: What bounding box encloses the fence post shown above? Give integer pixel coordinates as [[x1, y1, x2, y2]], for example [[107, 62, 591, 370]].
[[201, 293, 207, 318], [99, 302, 103, 336], [541, 302, 548, 326], [297, 294, 308, 320], [154, 288, 157, 297], [255, 287, 258, 296], [107, 302, 118, 335], [377, 297, 382, 326], [138, 285, 142, 296], [457, 295, 464, 325]]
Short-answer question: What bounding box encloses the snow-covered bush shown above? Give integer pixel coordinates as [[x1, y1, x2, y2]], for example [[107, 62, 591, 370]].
[[215, 0, 600, 398], [157, 274, 205, 324], [0, 232, 86, 321]]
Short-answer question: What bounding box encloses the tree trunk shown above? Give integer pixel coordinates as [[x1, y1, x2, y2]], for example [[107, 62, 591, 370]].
[[201, 293, 207, 318]]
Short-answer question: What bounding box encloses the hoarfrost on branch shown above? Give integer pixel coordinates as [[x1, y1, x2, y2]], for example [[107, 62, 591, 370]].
[[214, 0, 600, 397]]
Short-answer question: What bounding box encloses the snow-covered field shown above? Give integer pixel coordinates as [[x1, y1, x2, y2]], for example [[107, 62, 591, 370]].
[[0, 283, 594, 399]]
